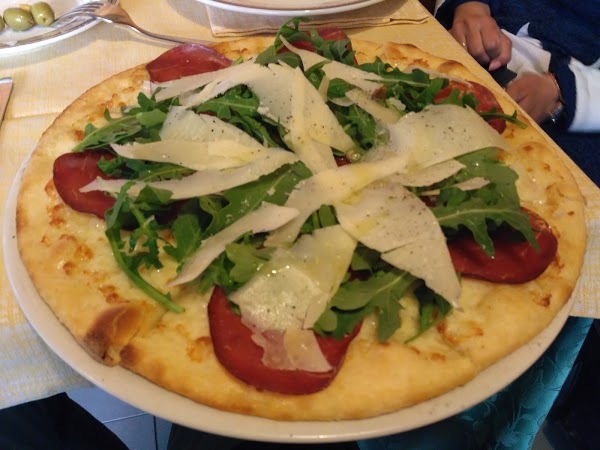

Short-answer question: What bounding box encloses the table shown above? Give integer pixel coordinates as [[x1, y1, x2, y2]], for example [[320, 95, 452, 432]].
[[0, 0, 598, 438]]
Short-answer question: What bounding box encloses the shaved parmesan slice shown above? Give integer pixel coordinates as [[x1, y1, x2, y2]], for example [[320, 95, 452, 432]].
[[170, 202, 299, 286], [265, 156, 408, 247], [256, 64, 355, 152], [111, 107, 279, 171], [231, 225, 356, 331], [248, 330, 291, 370], [112, 140, 269, 171], [153, 59, 256, 102], [180, 62, 272, 107], [247, 328, 332, 372], [180, 63, 356, 154], [367, 104, 508, 171], [336, 181, 460, 306], [388, 159, 465, 187], [281, 37, 385, 95], [283, 131, 337, 173], [159, 107, 264, 147], [280, 68, 337, 173], [283, 329, 332, 372], [345, 89, 401, 124], [420, 177, 490, 196], [80, 151, 298, 200]]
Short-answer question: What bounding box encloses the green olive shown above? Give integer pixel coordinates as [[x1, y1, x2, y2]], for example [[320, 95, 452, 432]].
[[31, 2, 55, 27], [3, 7, 36, 32], [0, 15, 5, 33]]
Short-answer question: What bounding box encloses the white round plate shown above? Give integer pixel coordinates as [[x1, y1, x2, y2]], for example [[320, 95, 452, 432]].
[[3, 156, 571, 443], [195, 0, 387, 16], [0, 0, 116, 55]]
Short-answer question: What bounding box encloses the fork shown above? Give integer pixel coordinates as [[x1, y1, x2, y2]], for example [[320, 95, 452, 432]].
[[53, 2, 214, 46], [52, 1, 103, 25]]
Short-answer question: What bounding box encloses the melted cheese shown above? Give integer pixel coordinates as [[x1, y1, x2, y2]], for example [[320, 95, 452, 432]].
[[169, 202, 299, 286]]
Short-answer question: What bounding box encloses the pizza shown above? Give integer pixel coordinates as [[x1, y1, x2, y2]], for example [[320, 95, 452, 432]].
[[16, 20, 586, 421]]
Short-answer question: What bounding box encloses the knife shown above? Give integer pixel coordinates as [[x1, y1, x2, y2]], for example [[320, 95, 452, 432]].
[[0, 77, 13, 125]]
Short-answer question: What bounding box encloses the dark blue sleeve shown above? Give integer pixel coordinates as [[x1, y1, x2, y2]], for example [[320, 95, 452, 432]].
[[549, 55, 576, 130]]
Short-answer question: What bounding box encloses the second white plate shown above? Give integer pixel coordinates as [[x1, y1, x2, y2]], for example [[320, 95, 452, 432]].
[[0, 0, 117, 55], [195, 0, 387, 16]]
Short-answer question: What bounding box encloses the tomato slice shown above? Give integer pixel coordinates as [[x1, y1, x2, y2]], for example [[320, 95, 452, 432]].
[[208, 286, 359, 395], [448, 209, 558, 283], [53, 150, 116, 219], [434, 80, 507, 134], [146, 43, 232, 83]]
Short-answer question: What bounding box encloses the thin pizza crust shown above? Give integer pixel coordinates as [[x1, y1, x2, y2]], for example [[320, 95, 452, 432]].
[[16, 38, 586, 420]]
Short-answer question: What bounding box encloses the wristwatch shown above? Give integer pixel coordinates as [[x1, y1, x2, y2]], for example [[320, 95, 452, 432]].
[[548, 102, 564, 124], [547, 72, 564, 125]]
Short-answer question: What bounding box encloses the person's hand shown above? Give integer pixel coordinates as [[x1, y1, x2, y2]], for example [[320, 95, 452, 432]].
[[449, 1, 512, 70], [506, 73, 562, 123]]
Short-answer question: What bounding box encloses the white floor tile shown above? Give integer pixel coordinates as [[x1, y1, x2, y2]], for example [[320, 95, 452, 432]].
[[105, 414, 157, 450], [67, 386, 147, 422]]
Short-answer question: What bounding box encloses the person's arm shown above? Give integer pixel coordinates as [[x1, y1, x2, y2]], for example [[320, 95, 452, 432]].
[[503, 60, 600, 131], [436, 1, 511, 70], [503, 73, 561, 124]]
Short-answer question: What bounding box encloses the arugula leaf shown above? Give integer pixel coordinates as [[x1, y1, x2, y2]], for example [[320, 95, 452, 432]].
[[308, 31, 355, 65], [300, 205, 338, 234], [430, 148, 537, 256], [304, 61, 328, 90], [406, 284, 452, 342], [254, 46, 302, 67], [255, 17, 355, 66], [163, 214, 203, 263], [275, 17, 312, 46], [192, 235, 272, 294], [194, 86, 284, 148], [480, 109, 527, 128], [195, 85, 259, 119], [98, 155, 193, 181], [315, 270, 416, 341], [327, 78, 355, 98], [227, 113, 284, 148], [72, 93, 172, 152], [331, 103, 379, 151], [202, 162, 310, 237], [104, 183, 183, 312], [226, 241, 274, 284]]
